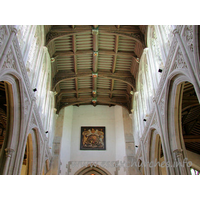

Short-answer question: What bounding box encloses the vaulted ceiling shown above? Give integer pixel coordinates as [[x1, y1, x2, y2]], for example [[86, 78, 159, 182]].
[[44, 25, 148, 114]]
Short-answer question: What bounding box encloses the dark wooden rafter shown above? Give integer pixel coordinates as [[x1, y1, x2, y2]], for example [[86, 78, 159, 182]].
[[72, 34, 79, 99], [57, 99, 130, 114], [52, 50, 138, 59], [92, 25, 99, 99], [183, 135, 200, 143], [52, 70, 135, 91], [60, 96, 128, 103], [45, 25, 145, 48], [56, 88, 128, 103], [110, 34, 119, 106]]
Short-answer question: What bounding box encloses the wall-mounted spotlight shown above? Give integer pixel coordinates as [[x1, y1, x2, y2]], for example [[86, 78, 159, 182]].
[[135, 145, 138, 148], [158, 69, 163, 73], [33, 88, 37, 92], [130, 91, 134, 95], [45, 131, 48, 134], [143, 119, 146, 122]]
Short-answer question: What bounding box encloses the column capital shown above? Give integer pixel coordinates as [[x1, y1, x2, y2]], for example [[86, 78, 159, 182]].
[[43, 46, 48, 51], [5, 148, 15, 158], [173, 149, 183, 158]]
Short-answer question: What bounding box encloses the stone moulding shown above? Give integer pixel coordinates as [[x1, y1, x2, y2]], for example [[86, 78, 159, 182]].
[[8, 26, 51, 161], [138, 26, 185, 158]]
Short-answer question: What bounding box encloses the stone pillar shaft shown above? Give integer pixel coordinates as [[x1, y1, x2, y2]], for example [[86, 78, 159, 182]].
[[2, 148, 15, 175]]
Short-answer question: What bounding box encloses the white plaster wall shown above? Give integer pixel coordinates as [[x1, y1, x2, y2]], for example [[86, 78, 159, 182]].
[[114, 106, 126, 175], [70, 105, 116, 175], [59, 106, 73, 175]]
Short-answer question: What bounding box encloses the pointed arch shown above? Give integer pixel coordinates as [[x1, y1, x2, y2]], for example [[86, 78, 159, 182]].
[[74, 164, 111, 175]]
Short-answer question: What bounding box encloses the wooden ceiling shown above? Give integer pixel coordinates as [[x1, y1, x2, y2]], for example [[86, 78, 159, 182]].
[[182, 82, 200, 155], [0, 81, 7, 150], [45, 25, 147, 113]]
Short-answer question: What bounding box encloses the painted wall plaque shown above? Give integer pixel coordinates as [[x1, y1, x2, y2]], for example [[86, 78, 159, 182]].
[[80, 127, 106, 150]]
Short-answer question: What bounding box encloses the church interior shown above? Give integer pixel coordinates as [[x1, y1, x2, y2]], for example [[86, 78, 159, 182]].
[[0, 24, 200, 176]]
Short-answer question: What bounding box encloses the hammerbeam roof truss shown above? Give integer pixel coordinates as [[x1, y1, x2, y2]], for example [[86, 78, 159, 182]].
[[45, 25, 147, 113]]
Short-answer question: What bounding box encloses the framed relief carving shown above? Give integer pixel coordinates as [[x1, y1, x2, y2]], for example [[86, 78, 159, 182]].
[[80, 127, 106, 150]]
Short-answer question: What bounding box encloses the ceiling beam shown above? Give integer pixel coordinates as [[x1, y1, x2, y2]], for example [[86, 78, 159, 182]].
[[52, 71, 135, 91], [57, 100, 130, 114], [109, 80, 114, 99], [183, 135, 200, 142], [72, 35, 77, 73], [60, 96, 128, 103], [72, 34, 79, 98], [49, 25, 142, 34], [52, 50, 138, 59], [92, 26, 99, 98], [54, 70, 133, 79], [112, 35, 119, 73], [110, 35, 119, 101], [45, 26, 145, 47], [56, 88, 128, 103], [58, 88, 127, 95]]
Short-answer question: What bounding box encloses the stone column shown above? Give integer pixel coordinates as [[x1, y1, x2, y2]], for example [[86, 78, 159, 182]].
[[140, 139, 149, 175], [2, 148, 15, 175], [40, 137, 47, 175], [153, 98, 175, 175], [0, 26, 18, 69], [15, 96, 36, 174]]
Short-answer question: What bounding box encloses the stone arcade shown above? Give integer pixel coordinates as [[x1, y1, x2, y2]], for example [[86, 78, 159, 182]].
[[0, 25, 200, 175]]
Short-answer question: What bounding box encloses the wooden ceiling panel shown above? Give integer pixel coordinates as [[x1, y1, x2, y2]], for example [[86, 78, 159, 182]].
[[114, 80, 127, 90], [56, 56, 74, 71], [97, 77, 111, 89], [98, 54, 113, 71], [59, 79, 75, 90], [76, 33, 93, 50], [115, 56, 132, 71], [99, 34, 115, 51], [118, 36, 135, 52], [77, 54, 93, 70], [78, 77, 92, 89], [54, 36, 72, 51]]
